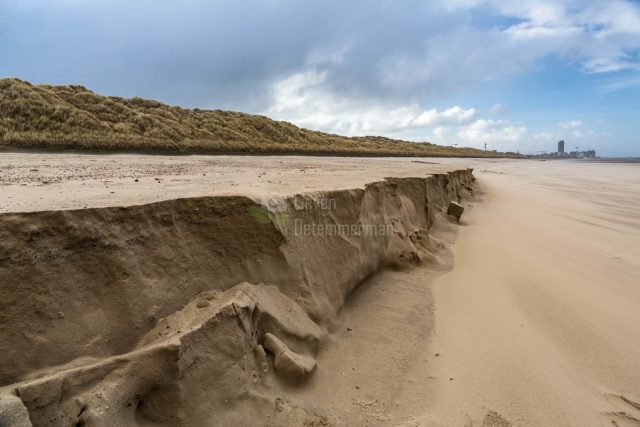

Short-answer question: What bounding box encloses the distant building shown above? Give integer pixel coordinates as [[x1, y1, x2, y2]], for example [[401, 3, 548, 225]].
[[568, 149, 596, 159], [529, 146, 595, 160]]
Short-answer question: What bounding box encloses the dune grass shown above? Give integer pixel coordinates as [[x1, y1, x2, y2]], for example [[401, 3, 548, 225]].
[[0, 78, 515, 157]]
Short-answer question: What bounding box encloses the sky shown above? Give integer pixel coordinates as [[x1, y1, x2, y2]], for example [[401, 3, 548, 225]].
[[1, 0, 639, 156]]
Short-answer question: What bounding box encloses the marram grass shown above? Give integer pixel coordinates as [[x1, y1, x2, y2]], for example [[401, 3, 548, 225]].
[[0, 78, 515, 157]]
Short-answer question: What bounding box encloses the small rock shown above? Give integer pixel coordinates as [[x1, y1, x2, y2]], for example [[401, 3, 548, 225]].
[[482, 410, 512, 427], [447, 201, 464, 221]]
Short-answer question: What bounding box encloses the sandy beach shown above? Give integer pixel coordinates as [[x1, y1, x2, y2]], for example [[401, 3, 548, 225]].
[[1, 155, 639, 426], [4, 1, 639, 425]]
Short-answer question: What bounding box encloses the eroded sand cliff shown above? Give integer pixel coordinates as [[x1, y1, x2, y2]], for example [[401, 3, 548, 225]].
[[0, 167, 474, 426]]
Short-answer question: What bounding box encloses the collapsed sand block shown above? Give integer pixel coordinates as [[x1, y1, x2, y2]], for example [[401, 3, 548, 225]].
[[263, 333, 317, 379], [0, 393, 31, 427], [447, 201, 464, 221], [255, 344, 269, 373], [0, 282, 324, 426], [13, 343, 181, 427]]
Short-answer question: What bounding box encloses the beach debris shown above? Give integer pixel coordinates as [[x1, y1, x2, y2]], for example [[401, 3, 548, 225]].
[[196, 300, 209, 308], [411, 160, 440, 165], [482, 410, 512, 427], [447, 201, 464, 221]]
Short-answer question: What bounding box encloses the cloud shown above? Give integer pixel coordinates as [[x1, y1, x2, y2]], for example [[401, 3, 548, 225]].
[[2, 0, 639, 109], [571, 129, 597, 139], [439, 0, 640, 74], [533, 131, 558, 141], [414, 106, 478, 127], [265, 68, 477, 135], [262, 49, 612, 154], [487, 103, 508, 115], [559, 120, 584, 129], [263, 63, 565, 156], [597, 75, 640, 93], [456, 119, 529, 147], [583, 57, 640, 73]]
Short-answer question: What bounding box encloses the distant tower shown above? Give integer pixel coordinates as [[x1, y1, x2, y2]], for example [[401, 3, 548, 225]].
[[484, 142, 487, 151], [558, 140, 565, 155]]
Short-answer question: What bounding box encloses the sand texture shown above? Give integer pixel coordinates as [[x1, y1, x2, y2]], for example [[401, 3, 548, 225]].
[[426, 159, 640, 426]]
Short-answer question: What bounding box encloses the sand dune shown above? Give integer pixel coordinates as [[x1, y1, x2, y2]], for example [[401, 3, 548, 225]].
[[0, 78, 502, 158]]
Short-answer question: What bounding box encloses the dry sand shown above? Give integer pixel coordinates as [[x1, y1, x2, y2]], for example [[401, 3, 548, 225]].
[[276, 158, 640, 426], [0, 153, 458, 213], [1, 154, 639, 426], [426, 159, 640, 426]]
